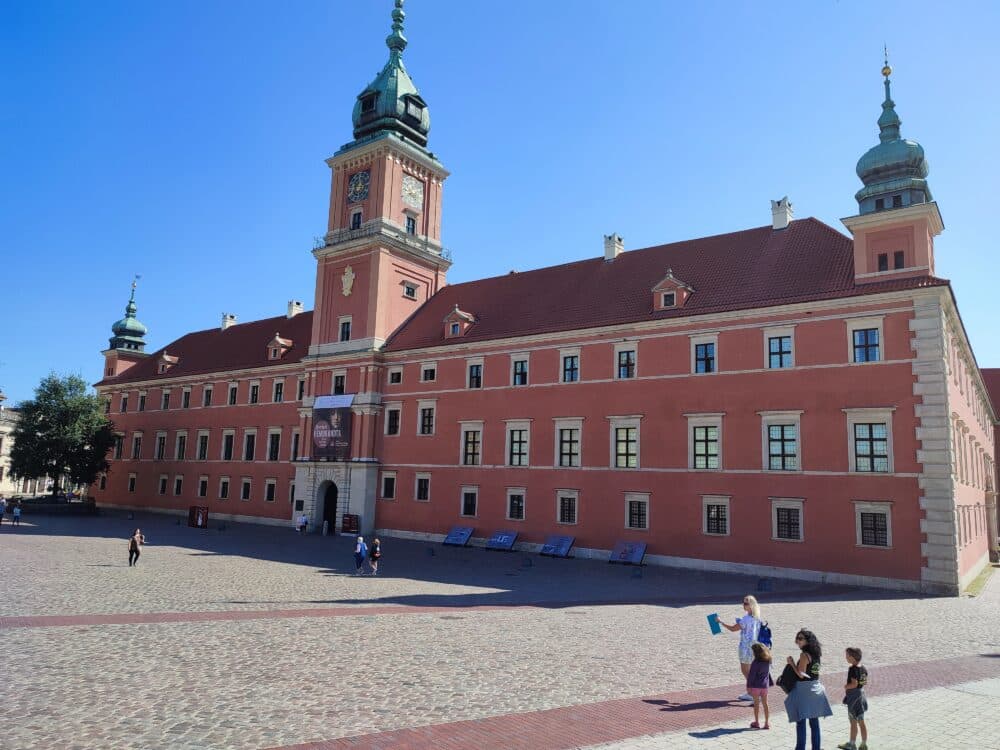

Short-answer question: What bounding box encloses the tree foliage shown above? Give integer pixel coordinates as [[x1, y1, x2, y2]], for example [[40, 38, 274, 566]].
[[10, 373, 116, 492]]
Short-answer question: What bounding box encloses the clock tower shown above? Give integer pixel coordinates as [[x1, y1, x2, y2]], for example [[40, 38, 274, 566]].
[[309, 0, 450, 356]]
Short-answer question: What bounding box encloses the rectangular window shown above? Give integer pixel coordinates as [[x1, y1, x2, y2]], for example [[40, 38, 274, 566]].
[[381, 473, 396, 499], [507, 490, 525, 521], [174, 476, 183, 496], [462, 429, 482, 466], [182, 389, 191, 409], [767, 424, 798, 470], [419, 407, 435, 435], [693, 426, 720, 469], [860, 510, 889, 546], [128, 474, 136, 493], [405, 215, 417, 235], [768, 336, 793, 369], [892, 194, 903, 208], [468, 364, 482, 389], [558, 494, 577, 524], [562, 355, 579, 383], [138, 394, 146, 411], [415, 474, 430, 501], [161, 391, 170, 410], [273, 381, 284, 403], [614, 427, 638, 468], [265, 480, 276, 502], [243, 433, 256, 461], [512, 359, 528, 386], [626, 495, 648, 530], [291, 431, 300, 461], [296, 379, 306, 400], [351, 211, 362, 230], [853, 328, 880, 363], [877, 253, 889, 272], [333, 375, 345, 395], [339, 320, 351, 342], [617, 349, 636, 379], [219, 478, 230, 500], [774, 504, 802, 541], [175, 434, 187, 461], [695, 342, 716, 373], [249, 384, 259, 404], [228, 384, 238, 405], [388, 369, 402, 384], [661, 292, 676, 307], [461, 489, 478, 517], [450, 322, 460, 336], [386, 408, 400, 435], [558, 427, 580, 467], [508, 428, 528, 466], [853, 423, 889, 472], [132, 435, 142, 459], [99, 473, 107, 490], [120, 394, 129, 413], [241, 479, 251, 501], [421, 365, 436, 382], [267, 432, 281, 461], [158, 476, 168, 495], [893, 250, 905, 269], [198, 478, 208, 498], [155, 435, 166, 460], [114, 435, 124, 460], [704, 499, 729, 535], [203, 386, 213, 407], [222, 432, 234, 461]]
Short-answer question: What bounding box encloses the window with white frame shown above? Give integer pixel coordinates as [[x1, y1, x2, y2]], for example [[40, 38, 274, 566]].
[[273, 379, 284, 403], [384, 402, 401, 436], [221, 429, 235, 461], [855, 501, 892, 547], [219, 476, 230, 500], [203, 385, 213, 407], [182, 388, 191, 408], [763, 325, 795, 369], [332, 370, 346, 395], [703, 495, 730, 536], [249, 381, 260, 404], [614, 342, 637, 379], [243, 430, 256, 461], [771, 498, 804, 541], [127, 473, 136, 493], [264, 478, 277, 502], [155, 432, 167, 460], [387, 367, 402, 385], [350, 209, 362, 229], [267, 429, 281, 461], [131, 433, 143, 459], [691, 333, 719, 374], [415, 472, 431, 501], [138, 391, 147, 411], [296, 378, 306, 400], [557, 490, 578, 524], [161, 390, 171, 410], [466, 357, 483, 389], [506, 488, 526, 521], [420, 362, 437, 382], [844, 408, 894, 473], [505, 420, 530, 467], [338, 316, 352, 342], [609, 415, 641, 469], [560, 348, 581, 383], [175, 432, 187, 461], [760, 411, 802, 471], [418, 400, 436, 435], [403, 282, 418, 300], [158, 474, 168, 495], [241, 478, 252, 501], [511, 353, 529, 386], [460, 422, 483, 466], [290, 430, 300, 461], [554, 418, 583, 467], [381, 471, 397, 500], [228, 383, 238, 405], [198, 475, 208, 498], [687, 413, 723, 469], [846, 316, 884, 364], [624, 492, 649, 530], [460, 486, 478, 517]]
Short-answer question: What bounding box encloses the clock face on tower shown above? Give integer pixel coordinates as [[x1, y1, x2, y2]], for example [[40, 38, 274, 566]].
[[401, 174, 425, 210], [347, 170, 370, 203]]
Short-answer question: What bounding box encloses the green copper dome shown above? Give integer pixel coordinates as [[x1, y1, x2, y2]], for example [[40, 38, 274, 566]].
[[855, 62, 931, 214], [109, 281, 148, 352], [351, 0, 431, 148]]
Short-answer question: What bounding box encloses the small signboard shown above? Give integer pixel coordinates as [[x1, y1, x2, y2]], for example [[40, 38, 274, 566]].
[[340, 513, 359, 535], [442, 526, 474, 546], [188, 506, 209, 529], [539, 535, 574, 557], [609, 541, 647, 565], [485, 529, 518, 551]]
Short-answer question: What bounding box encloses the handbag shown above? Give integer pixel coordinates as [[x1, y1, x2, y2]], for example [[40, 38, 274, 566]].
[[776, 664, 800, 694]]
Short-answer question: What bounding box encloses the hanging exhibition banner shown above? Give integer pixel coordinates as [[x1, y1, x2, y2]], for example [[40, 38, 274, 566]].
[[312, 395, 354, 461]]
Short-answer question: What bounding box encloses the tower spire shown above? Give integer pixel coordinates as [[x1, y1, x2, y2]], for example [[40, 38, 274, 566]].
[[878, 46, 901, 142], [386, 0, 407, 56], [109, 276, 148, 352]]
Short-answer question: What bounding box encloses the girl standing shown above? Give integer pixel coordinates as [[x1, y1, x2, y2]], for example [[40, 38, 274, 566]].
[[784, 629, 833, 750], [746, 642, 772, 729], [369, 538, 382, 575], [128, 528, 145, 567], [719, 594, 762, 700]]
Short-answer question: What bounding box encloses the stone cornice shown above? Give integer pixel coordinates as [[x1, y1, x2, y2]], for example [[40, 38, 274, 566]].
[[841, 201, 944, 237], [327, 134, 449, 181]]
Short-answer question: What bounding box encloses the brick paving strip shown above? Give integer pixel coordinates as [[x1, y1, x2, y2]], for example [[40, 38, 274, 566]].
[[263, 655, 1000, 750]]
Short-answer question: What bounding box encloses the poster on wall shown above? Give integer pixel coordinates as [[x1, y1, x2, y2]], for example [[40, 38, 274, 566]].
[[312, 395, 354, 461]]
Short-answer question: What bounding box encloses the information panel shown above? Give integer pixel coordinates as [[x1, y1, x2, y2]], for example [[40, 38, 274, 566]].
[[485, 529, 518, 551], [539, 535, 575, 557], [442, 526, 474, 546], [609, 540, 647, 565]]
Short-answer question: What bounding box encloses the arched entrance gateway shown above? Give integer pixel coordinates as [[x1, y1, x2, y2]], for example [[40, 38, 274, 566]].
[[317, 481, 338, 534]]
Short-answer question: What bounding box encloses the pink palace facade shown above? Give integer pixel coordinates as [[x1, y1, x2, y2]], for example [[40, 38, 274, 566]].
[[92, 4, 998, 595]]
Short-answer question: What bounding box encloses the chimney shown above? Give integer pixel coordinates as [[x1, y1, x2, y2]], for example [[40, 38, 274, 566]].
[[221, 313, 237, 330], [287, 300, 304, 318], [603, 233, 624, 261], [770, 196, 794, 230]]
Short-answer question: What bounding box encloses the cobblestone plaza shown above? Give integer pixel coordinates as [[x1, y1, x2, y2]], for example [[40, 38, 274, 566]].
[[2, 513, 999, 749]]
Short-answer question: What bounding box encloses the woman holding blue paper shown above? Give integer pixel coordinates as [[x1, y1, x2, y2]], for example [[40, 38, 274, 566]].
[[719, 595, 762, 701]]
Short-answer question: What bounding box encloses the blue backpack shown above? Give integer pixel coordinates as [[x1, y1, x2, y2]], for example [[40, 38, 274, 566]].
[[757, 621, 773, 648]]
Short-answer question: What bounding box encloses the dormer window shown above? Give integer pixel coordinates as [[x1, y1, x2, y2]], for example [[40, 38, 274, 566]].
[[450, 323, 460, 336], [662, 292, 676, 307], [875, 197, 885, 211], [270, 348, 280, 360], [652, 269, 693, 311], [405, 99, 423, 119], [360, 93, 377, 114], [892, 194, 903, 208], [443, 304, 476, 338]]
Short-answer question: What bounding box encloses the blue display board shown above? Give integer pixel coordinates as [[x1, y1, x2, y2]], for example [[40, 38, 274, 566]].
[[609, 541, 647, 565], [539, 535, 575, 557], [442, 526, 474, 546], [485, 530, 518, 551]]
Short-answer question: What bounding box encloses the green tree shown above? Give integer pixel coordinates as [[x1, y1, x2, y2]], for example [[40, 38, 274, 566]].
[[10, 373, 116, 494]]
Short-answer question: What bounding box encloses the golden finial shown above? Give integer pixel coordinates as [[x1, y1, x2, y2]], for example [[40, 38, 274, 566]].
[[882, 45, 892, 78]]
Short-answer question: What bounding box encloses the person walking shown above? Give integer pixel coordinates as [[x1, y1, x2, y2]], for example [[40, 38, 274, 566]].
[[353, 535, 367, 575], [784, 629, 833, 750], [719, 594, 762, 700], [837, 646, 870, 750], [0, 495, 6, 526], [12, 501, 22, 526], [746, 642, 772, 730], [299, 513, 309, 534], [128, 528, 145, 567], [369, 538, 382, 575]]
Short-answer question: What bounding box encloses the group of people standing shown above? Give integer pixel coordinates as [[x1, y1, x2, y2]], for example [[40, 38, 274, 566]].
[[0, 496, 22, 526], [719, 595, 871, 750]]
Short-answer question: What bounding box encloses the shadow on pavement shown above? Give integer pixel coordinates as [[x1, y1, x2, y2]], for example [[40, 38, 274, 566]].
[[644, 698, 744, 712], [689, 727, 754, 738]]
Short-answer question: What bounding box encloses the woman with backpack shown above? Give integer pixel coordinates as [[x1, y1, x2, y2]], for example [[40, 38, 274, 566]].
[[720, 594, 766, 701]]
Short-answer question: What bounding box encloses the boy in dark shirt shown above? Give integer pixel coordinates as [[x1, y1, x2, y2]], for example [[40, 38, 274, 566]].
[[838, 646, 869, 750]]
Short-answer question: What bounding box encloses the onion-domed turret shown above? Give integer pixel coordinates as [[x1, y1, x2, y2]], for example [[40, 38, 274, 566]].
[[351, 0, 430, 148], [855, 58, 931, 215], [109, 279, 148, 352]]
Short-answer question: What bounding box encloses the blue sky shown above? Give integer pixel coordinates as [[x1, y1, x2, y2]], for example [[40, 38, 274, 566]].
[[3, 0, 1000, 405]]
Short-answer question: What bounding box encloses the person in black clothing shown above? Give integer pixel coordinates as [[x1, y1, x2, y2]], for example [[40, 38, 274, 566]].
[[369, 538, 382, 575], [128, 528, 145, 567], [838, 647, 870, 750]]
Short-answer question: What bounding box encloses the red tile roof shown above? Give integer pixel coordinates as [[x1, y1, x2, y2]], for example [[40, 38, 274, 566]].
[[384, 218, 950, 351], [97, 312, 313, 387], [983, 369, 1000, 420]]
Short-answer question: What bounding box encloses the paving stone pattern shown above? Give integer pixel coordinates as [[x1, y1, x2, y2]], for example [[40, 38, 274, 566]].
[[2, 512, 999, 750]]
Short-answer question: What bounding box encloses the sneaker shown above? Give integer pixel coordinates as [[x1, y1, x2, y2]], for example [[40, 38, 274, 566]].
[[738, 693, 753, 701], [837, 743, 857, 750]]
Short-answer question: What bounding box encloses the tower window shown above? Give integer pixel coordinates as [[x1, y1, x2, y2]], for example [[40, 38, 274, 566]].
[[406, 216, 417, 235], [360, 94, 377, 114], [892, 194, 903, 208], [350, 211, 362, 230], [875, 198, 885, 211], [339, 320, 351, 342], [894, 251, 905, 269], [877, 253, 889, 272]]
